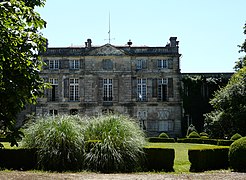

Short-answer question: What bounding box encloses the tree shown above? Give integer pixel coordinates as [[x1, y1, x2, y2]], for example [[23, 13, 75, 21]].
[[205, 22, 246, 138], [0, 0, 47, 146]]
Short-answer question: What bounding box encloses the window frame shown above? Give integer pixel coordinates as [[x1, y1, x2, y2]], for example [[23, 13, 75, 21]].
[[103, 79, 113, 102], [49, 60, 59, 69], [69, 78, 79, 101], [137, 78, 147, 101]]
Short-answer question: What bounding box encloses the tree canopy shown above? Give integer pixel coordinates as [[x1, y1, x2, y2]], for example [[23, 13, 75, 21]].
[[205, 22, 246, 138], [0, 0, 47, 146]]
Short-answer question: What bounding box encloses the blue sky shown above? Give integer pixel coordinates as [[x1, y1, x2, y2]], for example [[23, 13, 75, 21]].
[[37, 0, 246, 73]]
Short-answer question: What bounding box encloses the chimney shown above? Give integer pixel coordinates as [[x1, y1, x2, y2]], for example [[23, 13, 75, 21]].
[[87, 39, 92, 48], [169, 37, 178, 47]]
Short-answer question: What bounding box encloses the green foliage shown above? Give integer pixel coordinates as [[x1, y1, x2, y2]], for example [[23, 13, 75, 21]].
[[186, 124, 197, 137], [229, 137, 246, 172], [230, 133, 242, 141], [158, 132, 169, 138], [205, 67, 246, 138], [21, 115, 85, 171], [147, 137, 175, 143], [0, 148, 37, 170], [217, 140, 234, 146], [182, 75, 229, 134], [143, 147, 174, 172], [205, 23, 246, 138], [188, 131, 200, 138], [83, 114, 146, 173], [189, 147, 229, 172], [0, 0, 48, 146], [177, 138, 218, 145]]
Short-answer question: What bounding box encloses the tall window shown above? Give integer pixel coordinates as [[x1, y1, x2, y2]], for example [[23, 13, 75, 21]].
[[158, 78, 168, 101], [157, 59, 168, 69], [136, 60, 143, 69], [49, 60, 59, 69], [49, 78, 58, 101], [103, 79, 113, 101], [49, 109, 58, 116], [69, 78, 79, 101], [137, 78, 147, 101], [69, 60, 80, 69]]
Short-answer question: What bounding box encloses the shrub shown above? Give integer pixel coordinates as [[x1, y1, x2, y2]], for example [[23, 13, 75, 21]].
[[143, 147, 174, 172], [189, 147, 229, 172], [21, 115, 85, 171], [147, 137, 175, 143], [188, 131, 200, 138], [229, 137, 246, 172], [217, 140, 234, 146], [200, 132, 209, 137], [158, 132, 169, 138], [83, 115, 146, 173], [0, 148, 37, 170], [230, 133, 242, 141], [186, 124, 197, 137]]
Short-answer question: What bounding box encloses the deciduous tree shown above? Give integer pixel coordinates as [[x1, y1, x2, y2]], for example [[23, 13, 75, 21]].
[[0, 0, 47, 146]]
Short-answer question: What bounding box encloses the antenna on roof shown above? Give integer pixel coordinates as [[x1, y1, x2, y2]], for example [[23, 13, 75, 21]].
[[105, 12, 115, 44]]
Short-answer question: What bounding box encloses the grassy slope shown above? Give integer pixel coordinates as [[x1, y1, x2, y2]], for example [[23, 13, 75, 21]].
[[145, 143, 222, 173]]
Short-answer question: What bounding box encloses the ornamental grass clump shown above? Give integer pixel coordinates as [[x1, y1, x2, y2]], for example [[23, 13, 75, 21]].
[[84, 114, 146, 173], [21, 115, 85, 171]]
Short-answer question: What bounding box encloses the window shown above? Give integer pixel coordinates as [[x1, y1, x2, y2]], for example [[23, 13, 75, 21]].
[[137, 78, 147, 101], [136, 60, 147, 70], [70, 109, 78, 115], [49, 60, 59, 69], [69, 78, 79, 101], [157, 59, 168, 69], [136, 60, 143, 69], [49, 109, 58, 116], [49, 78, 58, 101], [69, 60, 80, 69], [102, 59, 113, 70], [158, 78, 168, 101], [103, 79, 113, 101], [159, 120, 174, 131]]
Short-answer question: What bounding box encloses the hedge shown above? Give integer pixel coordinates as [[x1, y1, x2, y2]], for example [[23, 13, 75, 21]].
[[188, 147, 229, 172], [143, 147, 174, 172], [0, 148, 37, 170], [147, 137, 175, 143], [177, 138, 217, 145], [217, 140, 234, 146]]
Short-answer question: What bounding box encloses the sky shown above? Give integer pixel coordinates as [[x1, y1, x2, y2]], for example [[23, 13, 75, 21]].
[[37, 0, 246, 73]]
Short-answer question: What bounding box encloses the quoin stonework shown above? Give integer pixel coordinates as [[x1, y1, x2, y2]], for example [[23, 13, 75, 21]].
[[36, 37, 182, 137]]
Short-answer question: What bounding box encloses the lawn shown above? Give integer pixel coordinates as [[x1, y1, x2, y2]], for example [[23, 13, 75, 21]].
[[145, 143, 223, 173]]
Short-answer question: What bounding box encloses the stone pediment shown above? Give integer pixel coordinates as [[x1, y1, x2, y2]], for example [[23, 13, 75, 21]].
[[89, 44, 126, 56]]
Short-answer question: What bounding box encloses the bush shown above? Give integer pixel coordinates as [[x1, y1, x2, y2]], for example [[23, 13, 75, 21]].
[[217, 140, 234, 146], [230, 133, 242, 141], [83, 115, 146, 173], [177, 138, 217, 145], [229, 137, 246, 172], [0, 148, 37, 170], [158, 132, 169, 138], [147, 137, 175, 143], [21, 115, 85, 171], [143, 147, 174, 172], [200, 132, 209, 137], [189, 147, 229, 172], [188, 131, 200, 138]]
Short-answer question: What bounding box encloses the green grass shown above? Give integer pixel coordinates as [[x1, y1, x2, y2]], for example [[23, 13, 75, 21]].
[[1, 142, 19, 149], [145, 143, 223, 173]]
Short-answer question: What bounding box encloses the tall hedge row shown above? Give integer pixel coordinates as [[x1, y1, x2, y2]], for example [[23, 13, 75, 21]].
[[143, 147, 174, 172], [189, 148, 229, 172]]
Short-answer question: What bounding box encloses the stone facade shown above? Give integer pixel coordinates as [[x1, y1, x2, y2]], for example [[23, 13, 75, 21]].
[[37, 37, 182, 137]]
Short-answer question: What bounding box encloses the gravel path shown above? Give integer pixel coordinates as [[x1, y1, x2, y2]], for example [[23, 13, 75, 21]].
[[0, 170, 246, 180]]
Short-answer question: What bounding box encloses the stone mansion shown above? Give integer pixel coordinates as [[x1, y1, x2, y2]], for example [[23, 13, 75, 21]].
[[36, 37, 182, 137]]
